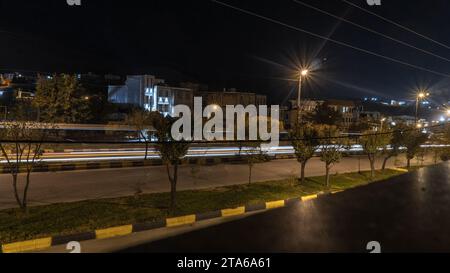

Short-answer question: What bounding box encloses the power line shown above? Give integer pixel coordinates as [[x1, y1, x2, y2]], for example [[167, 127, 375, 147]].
[[211, 0, 450, 78], [293, 0, 450, 63], [341, 0, 450, 51]]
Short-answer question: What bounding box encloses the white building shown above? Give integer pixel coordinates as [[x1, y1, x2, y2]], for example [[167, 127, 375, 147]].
[[108, 75, 193, 116]]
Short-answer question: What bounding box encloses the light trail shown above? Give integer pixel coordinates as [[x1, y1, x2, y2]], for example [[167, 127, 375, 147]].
[[0, 145, 448, 164]]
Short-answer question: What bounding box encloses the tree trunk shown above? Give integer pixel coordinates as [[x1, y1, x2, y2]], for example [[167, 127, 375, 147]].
[[12, 174, 23, 209], [382, 155, 390, 171], [248, 164, 253, 184], [300, 161, 306, 184], [325, 164, 331, 188], [144, 141, 149, 160], [369, 155, 375, 180], [407, 158, 411, 169], [169, 163, 178, 210], [22, 171, 32, 210]]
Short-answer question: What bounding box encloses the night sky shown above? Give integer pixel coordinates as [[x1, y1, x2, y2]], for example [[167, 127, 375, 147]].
[[1, 0, 450, 104]]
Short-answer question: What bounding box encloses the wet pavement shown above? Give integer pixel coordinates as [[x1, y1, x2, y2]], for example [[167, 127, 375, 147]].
[[117, 162, 450, 253]]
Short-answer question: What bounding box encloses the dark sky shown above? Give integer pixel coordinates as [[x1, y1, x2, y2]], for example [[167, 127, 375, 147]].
[[1, 0, 450, 104]]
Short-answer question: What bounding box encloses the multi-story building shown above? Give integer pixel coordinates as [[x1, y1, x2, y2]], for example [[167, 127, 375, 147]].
[[145, 85, 193, 116], [203, 88, 267, 108], [324, 100, 363, 127], [109, 77, 270, 117], [108, 75, 194, 117]]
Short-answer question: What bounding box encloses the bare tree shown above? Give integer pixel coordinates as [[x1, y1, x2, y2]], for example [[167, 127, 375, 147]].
[[152, 114, 189, 210], [0, 121, 55, 210], [242, 141, 269, 184], [126, 109, 156, 160]]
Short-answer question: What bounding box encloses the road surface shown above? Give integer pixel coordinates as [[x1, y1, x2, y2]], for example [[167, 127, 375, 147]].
[[115, 162, 450, 253]]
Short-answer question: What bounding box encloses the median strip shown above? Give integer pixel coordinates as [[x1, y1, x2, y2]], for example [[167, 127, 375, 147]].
[[0, 169, 410, 253]]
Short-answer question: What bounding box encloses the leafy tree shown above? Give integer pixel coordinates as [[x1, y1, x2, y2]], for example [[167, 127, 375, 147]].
[[401, 126, 428, 169], [319, 125, 344, 188], [152, 114, 190, 210], [290, 124, 320, 184], [307, 103, 343, 126], [0, 121, 56, 210], [381, 125, 404, 170], [361, 129, 390, 179], [34, 74, 92, 123]]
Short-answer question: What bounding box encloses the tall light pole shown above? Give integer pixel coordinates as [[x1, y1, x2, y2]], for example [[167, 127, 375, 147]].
[[415, 91, 429, 124], [297, 69, 309, 124], [380, 117, 386, 132]]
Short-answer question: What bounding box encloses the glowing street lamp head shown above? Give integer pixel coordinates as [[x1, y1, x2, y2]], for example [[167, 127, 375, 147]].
[[301, 69, 309, 77], [418, 93, 426, 99]]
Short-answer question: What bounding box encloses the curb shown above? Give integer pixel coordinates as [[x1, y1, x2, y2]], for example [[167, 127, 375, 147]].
[[0, 192, 329, 253]]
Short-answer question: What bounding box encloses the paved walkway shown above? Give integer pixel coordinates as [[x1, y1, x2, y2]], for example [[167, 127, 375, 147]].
[[0, 155, 436, 209]]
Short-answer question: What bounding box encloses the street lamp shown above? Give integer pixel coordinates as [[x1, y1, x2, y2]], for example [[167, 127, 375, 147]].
[[297, 69, 309, 123], [380, 117, 386, 132], [415, 91, 429, 124]]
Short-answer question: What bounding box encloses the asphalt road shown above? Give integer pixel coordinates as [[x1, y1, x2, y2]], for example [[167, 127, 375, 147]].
[[0, 156, 432, 209], [117, 162, 450, 253]]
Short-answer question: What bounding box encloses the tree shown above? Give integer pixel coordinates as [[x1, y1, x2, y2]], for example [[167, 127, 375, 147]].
[[381, 125, 404, 170], [438, 124, 450, 162], [0, 121, 55, 210], [319, 126, 344, 188], [401, 126, 428, 169], [152, 114, 190, 210], [290, 124, 320, 184], [242, 141, 269, 184], [34, 74, 92, 123], [307, 103, 343, 126], [126, 109, 157, 160], [361, 129, 390, 179]]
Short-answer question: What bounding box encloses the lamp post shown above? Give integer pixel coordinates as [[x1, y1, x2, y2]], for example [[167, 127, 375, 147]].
[[297, 69, 309, 124], [380, 117, 386, 132], [415, 92, 429, 124]]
